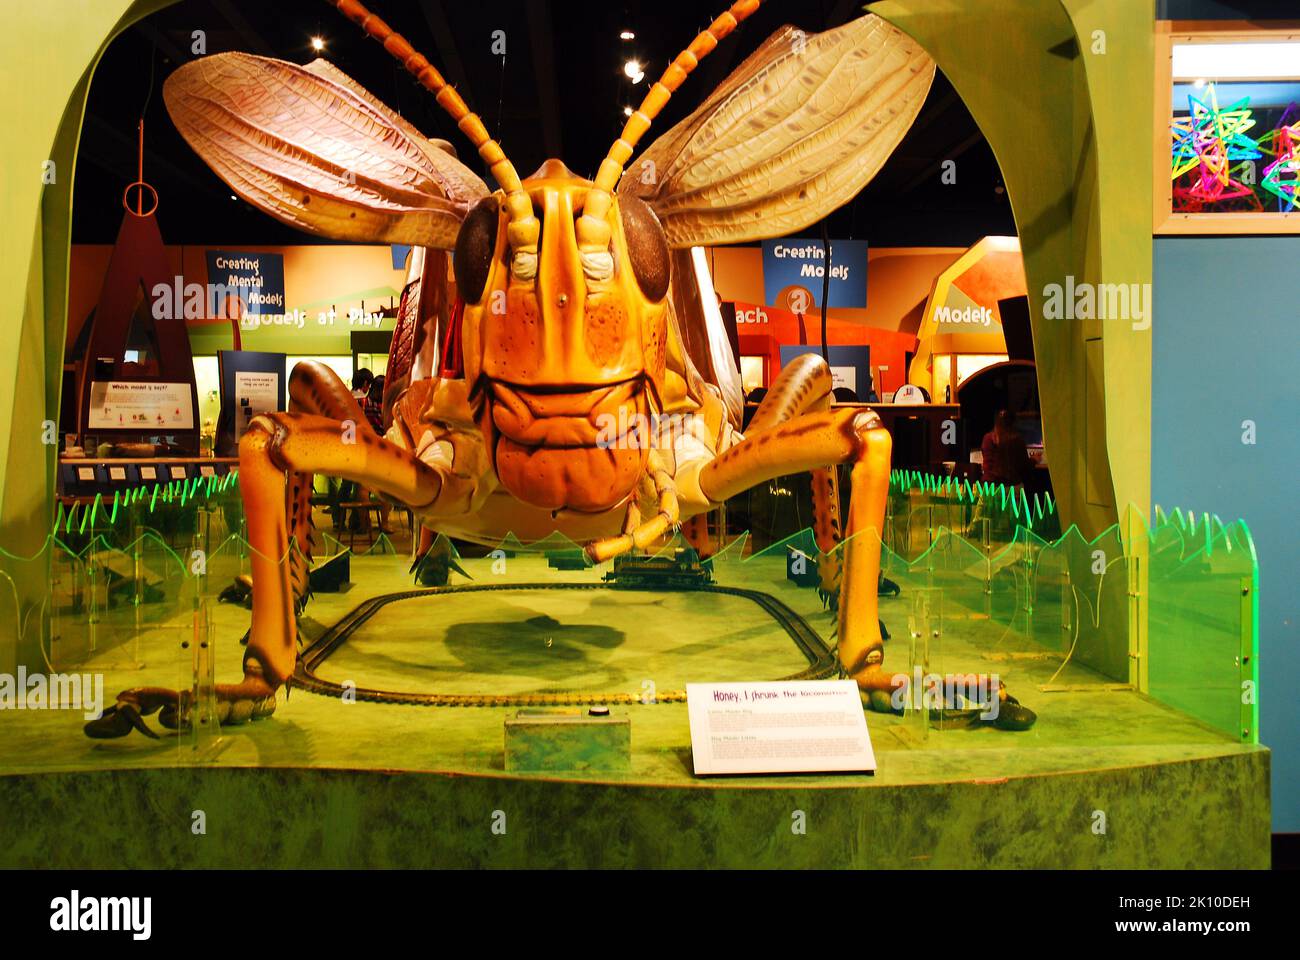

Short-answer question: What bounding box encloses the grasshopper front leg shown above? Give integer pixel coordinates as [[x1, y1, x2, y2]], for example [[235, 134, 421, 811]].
[[695, 407, 891, 683], [691, 397, 1035, 730], [742, 354, 844, 604], [86, 371, 451, 739]]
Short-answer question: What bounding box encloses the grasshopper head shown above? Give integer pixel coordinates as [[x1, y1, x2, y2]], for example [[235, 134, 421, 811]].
[[455, 160, 671, 513]]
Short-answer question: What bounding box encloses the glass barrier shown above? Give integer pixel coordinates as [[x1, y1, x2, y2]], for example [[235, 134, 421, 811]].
[[1147, 508, 1258, 742], [0, 470, 1259, 778]]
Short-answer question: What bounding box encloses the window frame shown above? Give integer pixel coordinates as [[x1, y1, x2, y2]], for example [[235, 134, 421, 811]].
[[1154, 20, 1300, 235]]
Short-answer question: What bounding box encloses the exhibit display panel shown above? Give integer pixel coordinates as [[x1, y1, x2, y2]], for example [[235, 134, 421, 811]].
[[0, 472, 1267, 867]]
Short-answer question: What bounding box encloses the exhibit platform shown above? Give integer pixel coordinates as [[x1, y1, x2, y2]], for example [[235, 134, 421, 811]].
[[0, 551, 1269, 869]]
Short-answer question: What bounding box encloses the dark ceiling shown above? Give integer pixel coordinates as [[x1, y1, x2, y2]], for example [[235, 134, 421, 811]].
[[72, 0, 1016, 248]]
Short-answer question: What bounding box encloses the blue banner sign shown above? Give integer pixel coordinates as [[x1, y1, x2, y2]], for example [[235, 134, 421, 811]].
[[762, 238, 868, 310], [204, 250, 286, 315]]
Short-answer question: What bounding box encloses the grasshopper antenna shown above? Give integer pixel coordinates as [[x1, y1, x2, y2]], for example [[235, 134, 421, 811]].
[[326, 0, 540, 274], [575, 0, 764, 261]]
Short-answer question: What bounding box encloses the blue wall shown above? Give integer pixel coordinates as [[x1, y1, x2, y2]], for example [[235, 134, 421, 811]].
[[1153, 236, 1300, 832]]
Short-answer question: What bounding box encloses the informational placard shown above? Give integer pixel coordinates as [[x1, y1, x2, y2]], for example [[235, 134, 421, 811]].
[[762, 238, 868, 310], [830, 366, 857, 393], [87, 381, 195, 431], [686, 680, 876, 776], [216, 351, 286, 457], [204, 250, 286, 315], [234, 371, 280, 441]]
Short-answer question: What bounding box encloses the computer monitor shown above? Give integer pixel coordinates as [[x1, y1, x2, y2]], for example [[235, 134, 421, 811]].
[[1016, 415, 1043, 447]]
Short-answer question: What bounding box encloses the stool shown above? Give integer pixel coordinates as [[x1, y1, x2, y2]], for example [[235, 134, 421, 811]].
[[336, 500, 385, 550]]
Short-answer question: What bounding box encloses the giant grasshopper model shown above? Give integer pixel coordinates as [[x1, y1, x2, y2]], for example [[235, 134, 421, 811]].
[[87, 0, 1035, 738]]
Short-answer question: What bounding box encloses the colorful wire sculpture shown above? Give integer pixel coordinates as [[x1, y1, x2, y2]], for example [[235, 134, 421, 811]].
[[1258, 103, 1299, 212], [1170, 83, 1263, 211]]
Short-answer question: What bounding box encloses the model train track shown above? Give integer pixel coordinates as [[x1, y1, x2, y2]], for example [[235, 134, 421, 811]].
[[292, 582, 839, 707]]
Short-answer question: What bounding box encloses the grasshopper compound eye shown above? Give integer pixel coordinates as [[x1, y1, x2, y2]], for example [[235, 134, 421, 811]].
[[453, 197, 500, 304], [618, 195, 670, 303]]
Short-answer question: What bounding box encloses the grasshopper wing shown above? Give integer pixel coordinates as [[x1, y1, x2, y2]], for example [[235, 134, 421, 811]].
[[164, 52, 488, 248], [667, 249, 744, 429], [619, 15, 934, 248], [384, 247, 458, 429]]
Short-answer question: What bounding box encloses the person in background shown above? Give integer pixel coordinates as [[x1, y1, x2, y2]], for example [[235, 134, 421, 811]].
[[364, 375, 386, 435], [359, 374, 393, 534], [980, 409, 1033, 487], [742, 386, 768, 431], [335, 368, 375, 528], [831, 386, 859, 403], [351, 368, 373, 403]]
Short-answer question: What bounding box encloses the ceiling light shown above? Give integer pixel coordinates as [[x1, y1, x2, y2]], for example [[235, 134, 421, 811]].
[[620, 30, 636, 41], [623, 59, 645, 84], [1171, 41, 1300, 80], [311, 36, 326, 52], [623, 106, 633, 116]]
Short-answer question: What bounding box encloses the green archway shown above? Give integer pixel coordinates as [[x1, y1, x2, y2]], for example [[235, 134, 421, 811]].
[[0, 1, 170, 668], [1, 0, 1156, 673], [873, 0, 1154, 539]]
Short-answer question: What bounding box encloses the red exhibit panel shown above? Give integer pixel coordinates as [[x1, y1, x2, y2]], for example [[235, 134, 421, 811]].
[[729, 300, 918, 396]]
